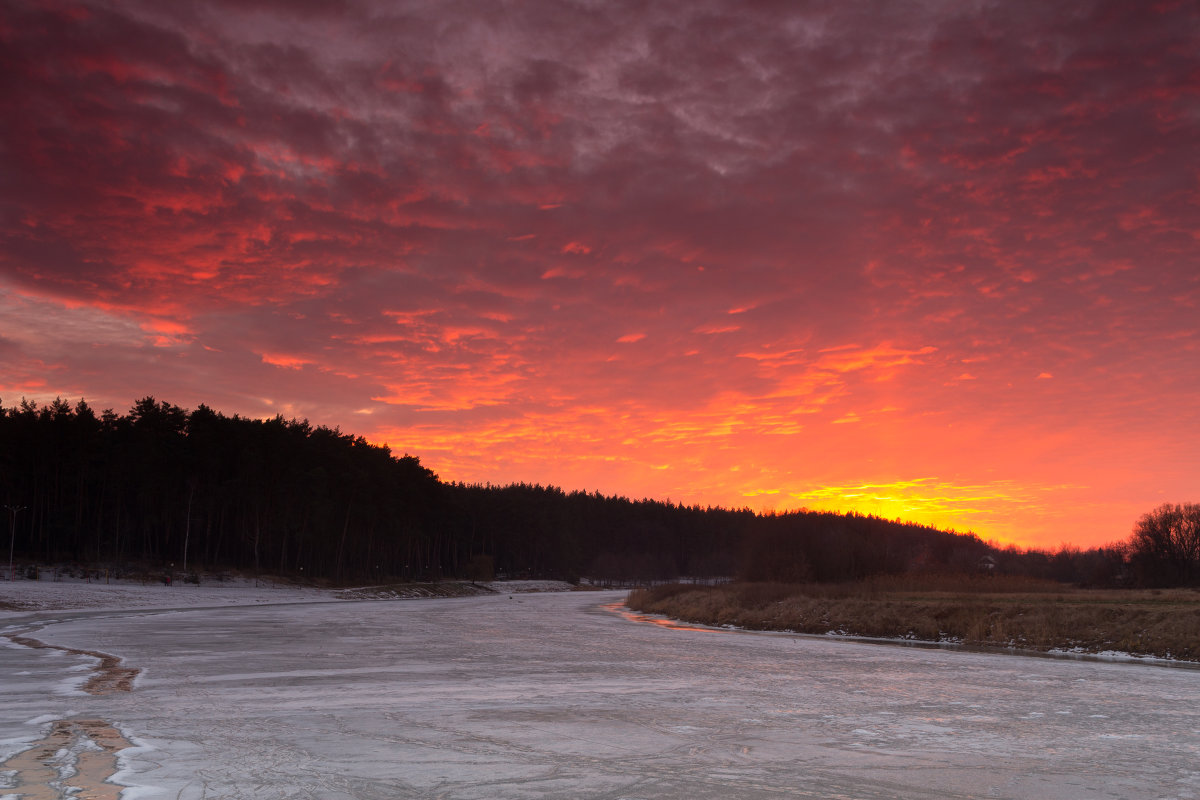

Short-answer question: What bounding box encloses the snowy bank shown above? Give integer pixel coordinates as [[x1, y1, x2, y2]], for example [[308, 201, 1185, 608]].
[[0, 575, 581, 618]]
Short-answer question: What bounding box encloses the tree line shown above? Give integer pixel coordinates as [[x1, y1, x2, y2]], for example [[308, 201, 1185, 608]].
[[1, 397, 1194, 587]]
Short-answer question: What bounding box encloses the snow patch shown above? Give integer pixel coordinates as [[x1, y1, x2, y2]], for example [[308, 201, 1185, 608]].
[[23, 715, 58, 726], [109, 723, 160, 800]]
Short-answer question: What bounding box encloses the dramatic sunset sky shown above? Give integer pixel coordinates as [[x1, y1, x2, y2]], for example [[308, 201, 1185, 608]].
[[2, 1, 1197, 548]]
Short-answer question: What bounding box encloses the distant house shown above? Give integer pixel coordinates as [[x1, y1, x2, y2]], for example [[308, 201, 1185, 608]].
[[978, 554, 997, 573]]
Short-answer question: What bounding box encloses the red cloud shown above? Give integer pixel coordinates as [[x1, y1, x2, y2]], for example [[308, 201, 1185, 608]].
[[2, 0, 1198, 548]]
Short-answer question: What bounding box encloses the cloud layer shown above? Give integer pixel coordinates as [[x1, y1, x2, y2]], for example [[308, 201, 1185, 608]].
[[2, 0, 1198, 546]]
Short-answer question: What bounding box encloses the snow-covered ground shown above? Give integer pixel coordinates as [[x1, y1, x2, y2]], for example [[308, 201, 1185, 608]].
[[0, 576, 331, 616], [2, 582, 1199, 799], [0, 576, 579, 616]]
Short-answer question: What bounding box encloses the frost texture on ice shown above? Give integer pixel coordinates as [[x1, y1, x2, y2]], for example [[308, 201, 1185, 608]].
[[2, 584, 1199, 799]]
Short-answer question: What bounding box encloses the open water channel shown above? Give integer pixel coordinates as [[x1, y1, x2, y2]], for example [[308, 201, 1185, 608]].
[[2, 590, 1199, 798]]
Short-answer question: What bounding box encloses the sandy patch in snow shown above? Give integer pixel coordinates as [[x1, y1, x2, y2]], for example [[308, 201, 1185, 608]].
[[3, 629, 139, 694], [0, 717, 133, 800]]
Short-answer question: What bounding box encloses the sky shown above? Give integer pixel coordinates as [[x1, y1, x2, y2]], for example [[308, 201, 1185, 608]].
[[1, 0, 1197, 549]]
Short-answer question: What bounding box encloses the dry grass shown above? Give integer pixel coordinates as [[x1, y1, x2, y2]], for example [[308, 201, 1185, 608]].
[[626, 578, 1200, 661], [336, 581, 494, 600]]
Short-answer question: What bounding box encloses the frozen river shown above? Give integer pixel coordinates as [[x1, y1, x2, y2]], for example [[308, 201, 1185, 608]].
[[3, 589, 1200, 799]]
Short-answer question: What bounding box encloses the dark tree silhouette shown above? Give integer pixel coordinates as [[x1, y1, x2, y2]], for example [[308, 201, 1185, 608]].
[[6, 396, 1182, 587], [1127, 503, 1200, 586]]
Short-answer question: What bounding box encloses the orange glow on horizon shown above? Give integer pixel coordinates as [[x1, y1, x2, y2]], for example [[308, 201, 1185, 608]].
[[362, 393, 1137, 552]]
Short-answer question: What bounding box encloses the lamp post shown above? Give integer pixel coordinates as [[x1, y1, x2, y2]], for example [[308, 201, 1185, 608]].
[[5, 505, 25, 580]]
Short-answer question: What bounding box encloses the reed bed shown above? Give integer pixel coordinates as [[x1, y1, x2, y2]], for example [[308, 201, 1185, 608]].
[[626, 578, 1200, 661]]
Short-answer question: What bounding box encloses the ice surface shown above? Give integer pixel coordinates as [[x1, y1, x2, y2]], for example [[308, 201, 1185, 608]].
[[3, 587, 1200, 799]]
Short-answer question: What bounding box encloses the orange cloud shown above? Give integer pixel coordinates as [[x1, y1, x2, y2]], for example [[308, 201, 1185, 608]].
[[815, 344, 938, 374], [261, 353, 314, 370]]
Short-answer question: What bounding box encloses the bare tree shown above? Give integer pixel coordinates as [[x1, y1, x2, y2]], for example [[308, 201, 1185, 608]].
[[1129, 503, 1200, 586]]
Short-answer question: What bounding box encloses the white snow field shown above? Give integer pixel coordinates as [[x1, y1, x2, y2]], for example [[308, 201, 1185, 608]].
[[3, 586, 1200, 799]]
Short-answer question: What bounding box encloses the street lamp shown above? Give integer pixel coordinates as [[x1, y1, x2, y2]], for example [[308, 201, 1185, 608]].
[[5, 505, 25, 580]]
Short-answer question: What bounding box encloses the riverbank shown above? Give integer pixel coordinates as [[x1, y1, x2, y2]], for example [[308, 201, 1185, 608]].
[[626, 577, 1200, 662], [6, 588, 1198, 797], [0, 574, 580, 617]]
